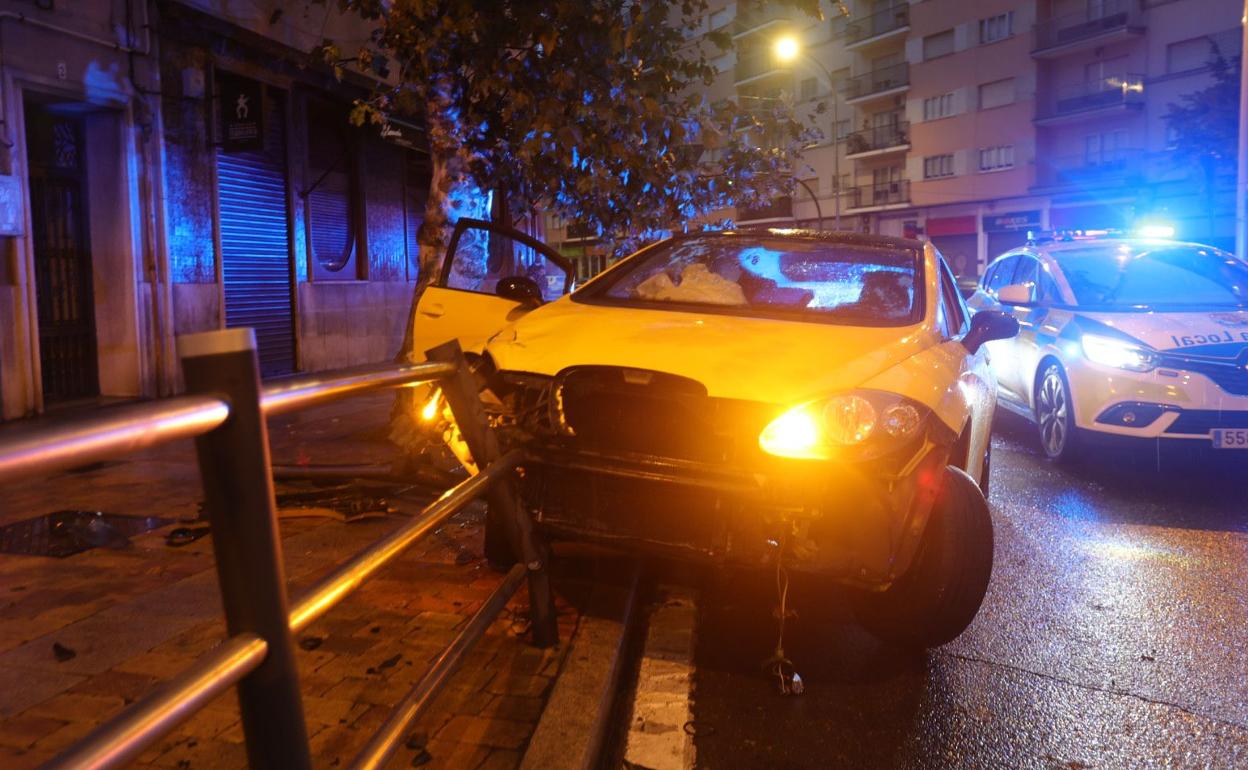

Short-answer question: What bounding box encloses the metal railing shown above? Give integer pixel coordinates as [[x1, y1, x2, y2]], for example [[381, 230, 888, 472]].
[[7, 327, 558, 770], [844, 4, 910, 45], [846, 180, 910, 209], [845, 120, 910, 155], [842, 62, 909, 101], [1038, 149, 1145, 188], [1034, 0, 1141, 53], [1039, 73, 1145, 119]]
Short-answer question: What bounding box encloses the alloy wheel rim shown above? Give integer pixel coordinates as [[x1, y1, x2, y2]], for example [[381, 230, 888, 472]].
[[1037, 369, 1068, 457]]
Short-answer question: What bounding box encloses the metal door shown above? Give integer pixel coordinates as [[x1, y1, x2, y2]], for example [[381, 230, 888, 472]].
[[25, 104, 99, 402], [216, 86, 296, 377]]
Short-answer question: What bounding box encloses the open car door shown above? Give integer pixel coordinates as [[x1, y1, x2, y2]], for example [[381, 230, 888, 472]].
[[410, 218, 573, 360]]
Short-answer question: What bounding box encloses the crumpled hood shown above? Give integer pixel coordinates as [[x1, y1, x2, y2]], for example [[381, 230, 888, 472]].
[[1079, 308, 1248, 357], [484, 298, 933, 405]]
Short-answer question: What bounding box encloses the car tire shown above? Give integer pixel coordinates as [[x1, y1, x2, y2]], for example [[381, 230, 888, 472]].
[[1035, 362, 1081, 463], [853, 465, 994, 649]]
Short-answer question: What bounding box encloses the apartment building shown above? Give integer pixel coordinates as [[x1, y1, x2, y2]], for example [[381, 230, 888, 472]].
[[0, 0, 430, 419], [547, 0, 1244, 280]]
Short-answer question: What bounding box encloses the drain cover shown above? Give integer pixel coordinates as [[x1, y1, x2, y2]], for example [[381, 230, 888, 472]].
[[0, 511, 174, 558]]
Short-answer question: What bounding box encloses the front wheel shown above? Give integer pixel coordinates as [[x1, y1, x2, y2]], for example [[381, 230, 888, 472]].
[[853, 466, 994, 649], [1035, 363, 1081, 462]]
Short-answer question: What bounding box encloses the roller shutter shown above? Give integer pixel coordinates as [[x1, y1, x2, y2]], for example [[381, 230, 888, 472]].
[[216, 87, 296, 377]]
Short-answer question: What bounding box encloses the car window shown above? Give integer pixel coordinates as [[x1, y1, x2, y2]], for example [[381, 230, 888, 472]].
[[1054, 244, 1248, 308], [1012, 256, 1039, 301], [937, 257, 970, 338], [577, 236, 924, 326], [984, 255, 1019, 297], [1037, 265, 1062, 303], [445, 226, 569, 302]]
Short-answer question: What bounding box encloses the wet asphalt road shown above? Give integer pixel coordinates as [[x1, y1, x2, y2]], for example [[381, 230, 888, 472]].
[[689, 413, 1248, 769]]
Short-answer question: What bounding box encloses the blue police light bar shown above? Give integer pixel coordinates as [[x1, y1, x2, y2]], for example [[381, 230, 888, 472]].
[[1136, 223, 1176, 239]]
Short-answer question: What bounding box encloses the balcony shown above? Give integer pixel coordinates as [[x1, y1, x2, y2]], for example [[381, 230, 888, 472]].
[[734, 52, 786, 86], [1033, 0, 1144, 58], [737, 195, 794, 223], [845, 5, 910, 50], [845, 121, 910, 158], [1035, 150, 1144, 191], [1036, 74, 1144, 123], [564, 221, 600, 243], [734, 2, 794, 38], [846, 180, 910, 211], [843, 63, 909, 104]]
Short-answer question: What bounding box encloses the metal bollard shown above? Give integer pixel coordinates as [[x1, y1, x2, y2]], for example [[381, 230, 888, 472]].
[[426, 340, 560, 648], [178, 329, 313, 770]]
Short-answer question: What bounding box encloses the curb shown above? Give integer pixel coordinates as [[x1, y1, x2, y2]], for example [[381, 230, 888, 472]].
[[622, 585, 698, 770]]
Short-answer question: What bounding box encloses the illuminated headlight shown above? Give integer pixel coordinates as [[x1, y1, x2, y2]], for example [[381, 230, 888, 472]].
[[420, 388, 444, 422], [759, 391, 928, 460], [1080, 334, 1157, 372]]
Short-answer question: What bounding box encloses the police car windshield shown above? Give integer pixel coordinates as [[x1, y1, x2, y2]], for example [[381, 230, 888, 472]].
[[576, 236, 923, 326], [1055, 244, 1248, 309]]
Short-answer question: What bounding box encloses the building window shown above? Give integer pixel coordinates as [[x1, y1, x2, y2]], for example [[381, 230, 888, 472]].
[[979, 145, 1015, 172], [923, 92, 955, 121], [923, 154, 955, 179], [800, 77, 818, 101], [979, 12, 1013, 44], [923, 29, 955, 60], [1167, 36, 1216, 74], [306, 99, 361, 279], [1085, 130, 1129, 164], [978, 78, 1015, 110]]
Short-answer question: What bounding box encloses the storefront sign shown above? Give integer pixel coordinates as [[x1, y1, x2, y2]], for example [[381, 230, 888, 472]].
[[0, 175, 23, 235], [984, 210, 1042, 232], [926, 215, 977, 236], [219, 73, 264, 153]]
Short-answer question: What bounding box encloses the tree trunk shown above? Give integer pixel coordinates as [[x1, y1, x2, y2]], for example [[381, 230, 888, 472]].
[[391, 96, 492, 459]]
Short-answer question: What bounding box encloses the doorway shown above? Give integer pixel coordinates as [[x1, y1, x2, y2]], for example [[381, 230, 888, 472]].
[[24, 102, 99, 403]]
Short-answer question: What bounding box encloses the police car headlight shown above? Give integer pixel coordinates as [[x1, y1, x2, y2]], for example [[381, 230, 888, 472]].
[[1080, 334, 1158, 372], [760, 391, 928, 461]]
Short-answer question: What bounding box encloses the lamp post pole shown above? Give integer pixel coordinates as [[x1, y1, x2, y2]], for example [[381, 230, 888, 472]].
[[797, 54, 842, 230]]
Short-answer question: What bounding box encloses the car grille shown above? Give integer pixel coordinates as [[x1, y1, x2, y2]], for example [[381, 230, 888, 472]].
[[1157, 354, 1248, 396], [1165, 410, 1248, 435], [506, 367, 778, 464]]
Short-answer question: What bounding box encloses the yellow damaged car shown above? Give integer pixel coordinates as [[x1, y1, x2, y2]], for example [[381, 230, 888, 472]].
[[411, 220, 1018, 648]]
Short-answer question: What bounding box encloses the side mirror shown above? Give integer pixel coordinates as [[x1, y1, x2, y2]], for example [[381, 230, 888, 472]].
[[963, 309, 1019, 354], [496, 276, 543, 305], [996, 283, 1033, 305]]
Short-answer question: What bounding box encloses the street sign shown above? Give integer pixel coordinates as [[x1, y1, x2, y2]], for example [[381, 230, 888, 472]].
[[219, 73, 264, 153]]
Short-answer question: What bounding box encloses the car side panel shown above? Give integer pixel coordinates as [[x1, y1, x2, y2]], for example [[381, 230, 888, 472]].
[[408, 285, 530, 359]]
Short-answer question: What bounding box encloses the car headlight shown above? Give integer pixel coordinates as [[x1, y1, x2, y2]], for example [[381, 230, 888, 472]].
[[759, 391, 928, 460], [1080, 334, 1157, 372]]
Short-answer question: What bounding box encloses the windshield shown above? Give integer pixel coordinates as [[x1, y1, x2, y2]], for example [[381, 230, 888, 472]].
[[577, 236, 923, 326], [1054, 244, 1248, 309]]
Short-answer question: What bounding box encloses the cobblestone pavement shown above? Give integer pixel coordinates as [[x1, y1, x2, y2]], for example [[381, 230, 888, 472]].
[[0, 394, 579, 769]]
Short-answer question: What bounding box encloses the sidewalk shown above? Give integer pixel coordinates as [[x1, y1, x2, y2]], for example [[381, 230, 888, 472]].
[[0, 393, 579, 769]]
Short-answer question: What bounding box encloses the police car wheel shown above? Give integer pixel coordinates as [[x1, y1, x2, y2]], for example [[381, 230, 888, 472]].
[[852, 466, 994, 649], [1035, 363, 1080, 462]]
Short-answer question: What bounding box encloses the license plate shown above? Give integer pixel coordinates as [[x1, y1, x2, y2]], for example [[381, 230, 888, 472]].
[[1211, 428, 1248, 449]]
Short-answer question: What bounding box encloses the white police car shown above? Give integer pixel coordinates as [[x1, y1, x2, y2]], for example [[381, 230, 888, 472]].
[[968, 230, 1248, 461]]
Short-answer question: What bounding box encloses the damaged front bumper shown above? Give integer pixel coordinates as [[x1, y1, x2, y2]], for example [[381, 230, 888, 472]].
[[517, 434, 953, 589]]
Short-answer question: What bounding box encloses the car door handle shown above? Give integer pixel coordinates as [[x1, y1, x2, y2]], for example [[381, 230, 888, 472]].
[[421, 303, 445, 318]]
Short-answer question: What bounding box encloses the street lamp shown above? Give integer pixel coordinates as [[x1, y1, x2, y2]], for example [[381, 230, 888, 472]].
[[772, 34, 842, 230]]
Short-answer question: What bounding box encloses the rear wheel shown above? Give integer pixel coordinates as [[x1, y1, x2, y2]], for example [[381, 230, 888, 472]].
[[853, 466, 994, 649], [1035, 362, 1080, 462]]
